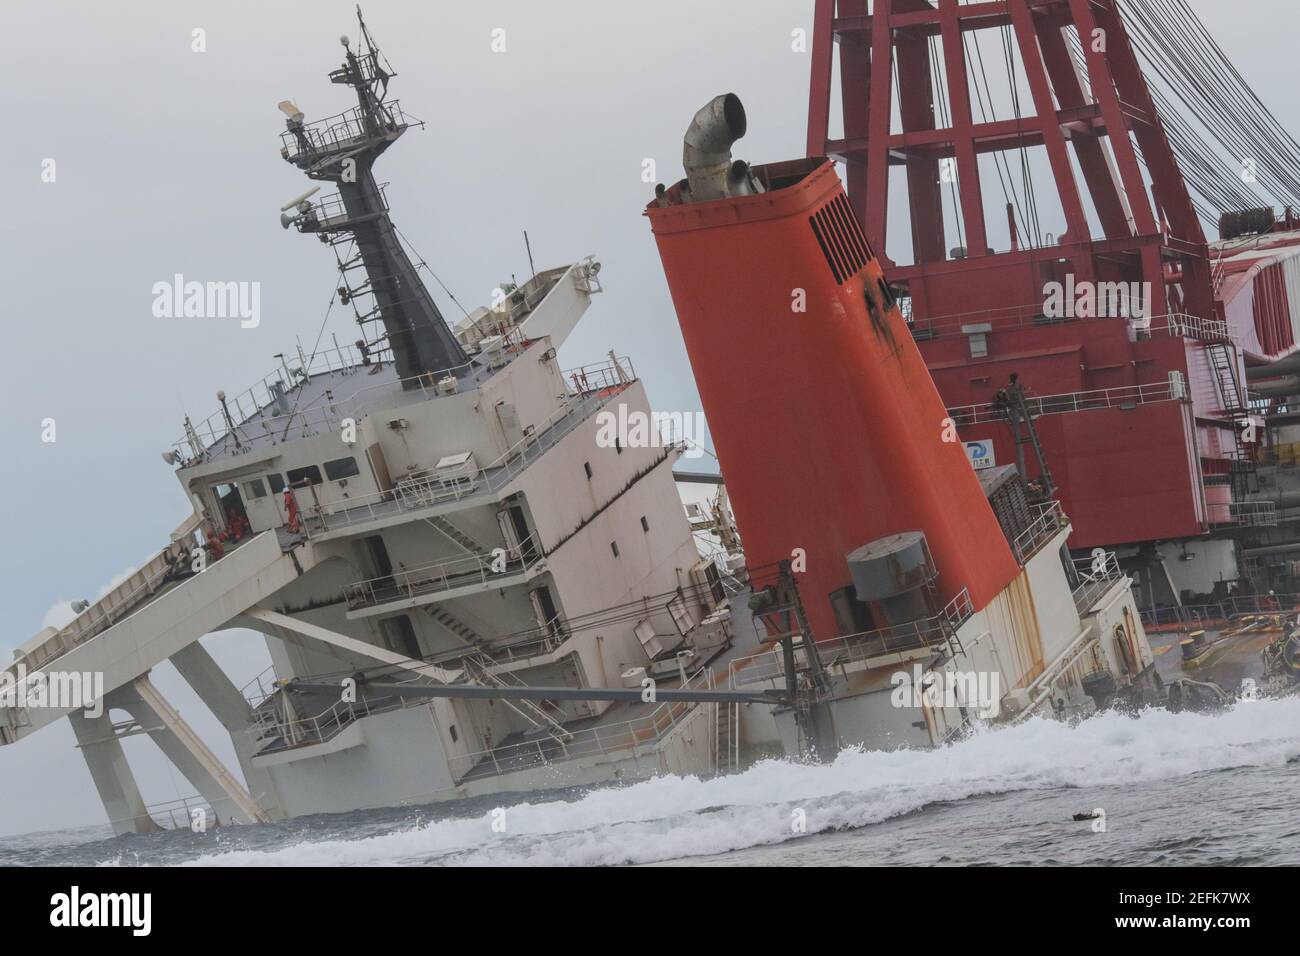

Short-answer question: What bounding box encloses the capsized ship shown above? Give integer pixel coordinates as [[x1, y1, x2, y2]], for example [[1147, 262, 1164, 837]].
[[1, 13, 733, 833]]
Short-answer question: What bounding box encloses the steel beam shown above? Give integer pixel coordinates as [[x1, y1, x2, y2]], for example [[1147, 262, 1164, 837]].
[[289, 680, 789, 708]]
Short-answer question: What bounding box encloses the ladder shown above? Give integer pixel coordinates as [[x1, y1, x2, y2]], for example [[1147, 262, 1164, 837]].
[[714, 700, 740, 773], [1206, 342, 1245, 415], [942, 625, 965, 662], [462, 656, 572, 744], [1206, 343, 1257, 499]]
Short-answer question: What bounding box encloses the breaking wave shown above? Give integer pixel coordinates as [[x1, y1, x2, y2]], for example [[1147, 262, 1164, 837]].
[[184, 696, 1300, 867]]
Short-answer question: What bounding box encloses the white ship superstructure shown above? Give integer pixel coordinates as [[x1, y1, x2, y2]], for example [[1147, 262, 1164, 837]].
[[0, 13, 729, 833]]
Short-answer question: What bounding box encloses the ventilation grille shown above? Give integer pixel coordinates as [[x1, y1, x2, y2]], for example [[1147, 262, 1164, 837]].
[[809, 193, 873, 284]]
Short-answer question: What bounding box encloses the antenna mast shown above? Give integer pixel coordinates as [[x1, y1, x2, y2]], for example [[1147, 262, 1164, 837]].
[[278, 6, 466, 387]]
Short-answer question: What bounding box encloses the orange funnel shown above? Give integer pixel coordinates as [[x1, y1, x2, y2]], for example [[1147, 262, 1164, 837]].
[[646, 155, 1019, 639]]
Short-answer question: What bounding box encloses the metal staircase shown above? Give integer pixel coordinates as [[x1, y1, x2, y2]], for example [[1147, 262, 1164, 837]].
[[423, 515, 488, 554], [461, 656, 572, 743], [425, 606, 487, 647]]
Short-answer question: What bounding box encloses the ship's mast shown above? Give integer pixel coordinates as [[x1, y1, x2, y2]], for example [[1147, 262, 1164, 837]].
[[279, 6, 466, 387]]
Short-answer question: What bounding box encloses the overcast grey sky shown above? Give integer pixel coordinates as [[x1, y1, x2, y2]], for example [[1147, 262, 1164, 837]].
[[1, 0, 1293, 838]]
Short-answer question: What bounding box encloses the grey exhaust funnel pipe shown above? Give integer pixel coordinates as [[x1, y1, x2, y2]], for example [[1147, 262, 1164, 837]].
[[1247, 351, 1300, 382], [1250, 374, 1300, 398], [683, 93, 764, 203]]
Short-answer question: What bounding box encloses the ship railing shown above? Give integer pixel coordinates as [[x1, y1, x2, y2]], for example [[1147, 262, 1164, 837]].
[[1139, 593, 1300, 629], [240, 664, 280, 710], [1208, 500, 1280, 528], [343, 534, 545, 612], [104, 794, 221, 832], [460, 616, 571, 669], [251, 694, 373, 751], [172, 343, 632, 468], [170, 342, 367, 463], [174, 349, 477, 466], [948, 380, 1179, 427], [940, 586, 975, 631], [445, 668, 715, 782], [145, 795, 216, 831], [1012, 501, 1067, 565], [565, 355, 636, 396], [8, 537, 194, 675], [172, 353, 484, 466], [301, 184, 391, 231], [407, 615, 571, 674], [248, 671, 442, 754], [908, 301, 1048, 337], [909, 302, 1232, 343], [280, 101, 413, 162], [299, 391, 605, 535], [727, 588, 975, 687], [1156, 313, 1232, 341], [1071, 550, 1124, 611]]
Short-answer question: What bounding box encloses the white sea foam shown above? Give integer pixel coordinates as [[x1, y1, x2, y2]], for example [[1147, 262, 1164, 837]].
[[184, 697, 1300, 867]]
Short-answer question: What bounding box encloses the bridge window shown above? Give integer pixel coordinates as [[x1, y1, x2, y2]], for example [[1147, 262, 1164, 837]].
[[243, 478, 268, 499], [266, 473, 286, 494], [286, 464, 322, 486], [324, 456, 361, 481]]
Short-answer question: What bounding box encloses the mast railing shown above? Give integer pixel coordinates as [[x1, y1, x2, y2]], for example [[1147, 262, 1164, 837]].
[[280, 101, 414, 162]]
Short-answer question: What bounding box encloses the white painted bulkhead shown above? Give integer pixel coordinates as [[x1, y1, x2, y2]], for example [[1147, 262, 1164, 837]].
[[183, 350, 711, 816]]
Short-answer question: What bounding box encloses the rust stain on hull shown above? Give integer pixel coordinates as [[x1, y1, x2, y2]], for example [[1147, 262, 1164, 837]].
[[996, 569, 1047, 690]]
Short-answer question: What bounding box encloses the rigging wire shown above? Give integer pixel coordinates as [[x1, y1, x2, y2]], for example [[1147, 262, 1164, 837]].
[[999, 23, 1043, 247], [929, 34, 966, 253], [965, 29, 1036, 249], [1117, 0, 1300, 222], [394, 224, 472, 319], [277, 284, 340, 442]]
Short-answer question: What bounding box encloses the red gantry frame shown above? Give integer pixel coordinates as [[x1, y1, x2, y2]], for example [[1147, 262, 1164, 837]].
[[806, 0, 1254, 549]]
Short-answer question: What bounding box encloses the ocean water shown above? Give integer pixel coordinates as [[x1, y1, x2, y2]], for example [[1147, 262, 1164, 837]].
[[5, 696, 1299, 867]]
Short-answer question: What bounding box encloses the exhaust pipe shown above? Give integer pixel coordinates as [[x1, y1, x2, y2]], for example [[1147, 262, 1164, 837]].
[[1248, 351, 1300, 382], [1250, 374, 1300, 398], [682, 93, 763, 203]]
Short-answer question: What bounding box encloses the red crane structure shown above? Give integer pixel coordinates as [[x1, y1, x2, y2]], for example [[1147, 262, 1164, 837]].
[[806, 0, 1276, 612]]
